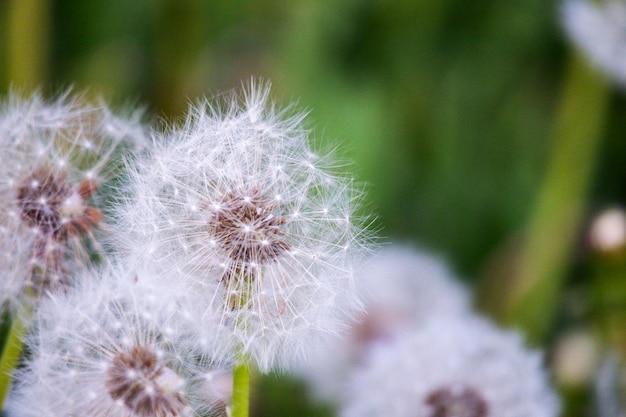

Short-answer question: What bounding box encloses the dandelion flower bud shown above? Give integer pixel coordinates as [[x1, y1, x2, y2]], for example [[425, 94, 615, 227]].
[[0, 91, 146, 312], [341, 315, 560, 417], [113, 81, 374, 371], [8, 264, 227, 417]]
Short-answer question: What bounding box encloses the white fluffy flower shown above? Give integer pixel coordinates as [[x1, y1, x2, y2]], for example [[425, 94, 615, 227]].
[[341, 315, 560, 417], [297, 244, 471, 404], [7, 264, 229, 417], [562, 0, 626, 85], [0, 91, 146, 312], [112, 82, 373, 371]]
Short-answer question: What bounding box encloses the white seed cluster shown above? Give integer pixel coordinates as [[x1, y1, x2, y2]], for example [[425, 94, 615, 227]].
[[341, 316, 561, 417], [112, 82, 373, 371], [8, 265, 227, 417], [296, 244, 472, 404], [0, 91, 145, 311]]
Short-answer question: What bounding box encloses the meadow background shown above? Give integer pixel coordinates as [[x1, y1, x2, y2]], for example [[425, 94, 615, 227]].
[[1, 1, 626, 416]]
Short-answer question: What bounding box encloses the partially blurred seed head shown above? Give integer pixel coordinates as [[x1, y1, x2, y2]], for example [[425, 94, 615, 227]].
[[296, 244, 471, 404], [341, 315, 560, 417], [0, 90, 146, 311], [8, 264, 227, 417]]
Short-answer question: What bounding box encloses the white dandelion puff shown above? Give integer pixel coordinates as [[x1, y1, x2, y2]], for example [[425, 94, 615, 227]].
[[0, 90, 147, 312], [7, 264, 229, 417], [112, 81, 374, 371], [341, 315, 560, 417]]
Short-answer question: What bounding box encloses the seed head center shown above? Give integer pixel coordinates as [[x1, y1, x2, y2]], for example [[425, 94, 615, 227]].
[[16, 166, 101, 241], [105, 345, 187, 417], [208, 189, 290, 266], [425, 385, 488, 417]]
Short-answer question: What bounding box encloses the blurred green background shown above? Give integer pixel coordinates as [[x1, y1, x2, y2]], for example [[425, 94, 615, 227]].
[[2, 0, 565, 276], [2, 0, 626, 416]]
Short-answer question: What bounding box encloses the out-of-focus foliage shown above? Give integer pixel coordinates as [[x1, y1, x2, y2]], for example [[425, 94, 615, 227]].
[[2, 1, 626, 416]]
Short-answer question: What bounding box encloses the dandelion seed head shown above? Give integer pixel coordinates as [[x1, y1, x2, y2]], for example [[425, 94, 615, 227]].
[[0, 90, 147, 311], [341, 316, 560, 417], [8, 263, 229, 417], [297, 244, 472, 404], [113, 81, 374, 371]]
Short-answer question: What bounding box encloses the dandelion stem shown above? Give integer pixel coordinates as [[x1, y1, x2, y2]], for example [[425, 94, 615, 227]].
[[6, 0, 51, 89], [231, 271, 253, 417], [503, 51, 610, 343], [0, 286, 35, 410], [231, 355, 250, 417], [0, 311, 28, 409]]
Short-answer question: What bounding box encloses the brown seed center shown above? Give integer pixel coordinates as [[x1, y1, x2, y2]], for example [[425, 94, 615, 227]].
[[105, 345, 188, 417], [16, 166, 102, 292], [208, 189, 290, 267], [16, 166, 101, 241], [425, 385, 488, 417], [17, 168, 72, 236]]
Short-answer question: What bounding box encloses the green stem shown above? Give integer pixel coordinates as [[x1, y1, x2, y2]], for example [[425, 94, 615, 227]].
[[503, 52, 610, 343], [6, 0, 51, 89], [0, 312, 28, 409], [231, 357, 251, 417], [230, 270, 254, 417]]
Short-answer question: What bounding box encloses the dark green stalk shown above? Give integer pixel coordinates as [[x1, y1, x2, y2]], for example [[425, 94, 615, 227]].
[[503, 52, 610, 343]]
